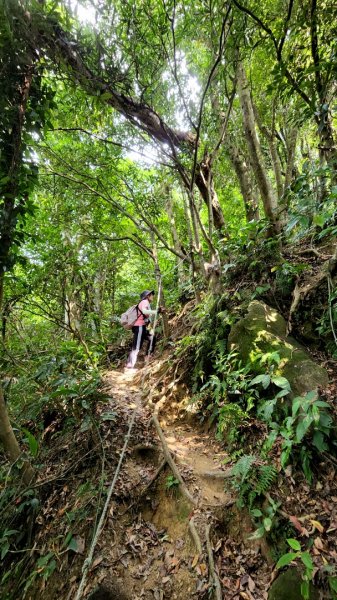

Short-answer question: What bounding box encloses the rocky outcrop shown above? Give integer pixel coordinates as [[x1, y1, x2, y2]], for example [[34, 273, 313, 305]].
[[228, 301, 328, 396], [268, 568, 319, 600]]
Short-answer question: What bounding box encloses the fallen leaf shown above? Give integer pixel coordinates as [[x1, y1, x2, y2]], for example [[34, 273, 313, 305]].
[[192, 554, 199, 568], [197, 563, 208, 577], [91, 556, 103, 570], [310, 520, 324, 533], [248, 576, 255, 592], [288, 515, 309, 536], [68, 535, 85, 554], [314, 537, 324, 551]]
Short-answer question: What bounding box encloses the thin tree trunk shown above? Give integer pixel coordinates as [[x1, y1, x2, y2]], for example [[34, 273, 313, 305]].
[[182, 193, 202, 303], [237, 62, 280, 233], [284, 128, 298, 193], [254, 101, 284, 202], [228, 140, 260, 222], [166, 194, 187, 286], [195, 157, 226, 232], [151, 241, 170, 339], [269, 137, 283, 201], [0, 386, 35, 485]]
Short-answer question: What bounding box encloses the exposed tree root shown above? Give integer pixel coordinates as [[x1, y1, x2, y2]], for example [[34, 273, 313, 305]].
[[151, 414, 198, 506], [287, 247, 337, 334], [205, 523, 222, 600], [189, 517, 203, 554], [201, 469, 232, 479], [120, 458, 167, 515], [140, 458, 167, 493]]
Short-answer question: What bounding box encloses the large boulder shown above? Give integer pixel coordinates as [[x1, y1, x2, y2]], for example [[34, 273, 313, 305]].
[[228, 301, 328, 396], [268, 568, 319, 600]]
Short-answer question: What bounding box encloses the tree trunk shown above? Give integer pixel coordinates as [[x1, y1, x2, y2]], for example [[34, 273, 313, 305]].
[[284, 128, 298, 194], [151, 242, 170, 339], [269, 137, 283, 201], [228, 139, 260, 222], [195, 157, 226, 232], [0, 386, 35, 485], [237, 62, 280, 233]]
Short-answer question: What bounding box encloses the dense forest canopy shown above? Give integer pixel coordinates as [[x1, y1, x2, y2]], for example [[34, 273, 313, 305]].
[[1, 0, 337, 597]]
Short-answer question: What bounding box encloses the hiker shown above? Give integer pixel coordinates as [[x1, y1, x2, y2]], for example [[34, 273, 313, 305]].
[[125, 290, 161, 369]]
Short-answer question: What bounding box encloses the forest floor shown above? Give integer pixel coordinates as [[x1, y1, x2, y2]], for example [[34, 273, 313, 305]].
[[34, 363, 273, 600], [7, 325, 337, 600]]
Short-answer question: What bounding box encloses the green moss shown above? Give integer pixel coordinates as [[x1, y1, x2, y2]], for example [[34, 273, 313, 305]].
[[268, 568, 319, 600], [228, 301, 328, 397]]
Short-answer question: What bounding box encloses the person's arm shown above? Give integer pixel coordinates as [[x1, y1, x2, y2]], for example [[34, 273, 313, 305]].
[[142, 307, 157, 316], [138, 300, 157, 317]]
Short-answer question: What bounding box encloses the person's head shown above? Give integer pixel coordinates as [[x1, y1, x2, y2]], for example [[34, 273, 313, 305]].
[[140, 289, 155, 302]]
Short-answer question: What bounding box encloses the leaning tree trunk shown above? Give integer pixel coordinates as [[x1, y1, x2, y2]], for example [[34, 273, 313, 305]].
[[237, 62, 280, 234]]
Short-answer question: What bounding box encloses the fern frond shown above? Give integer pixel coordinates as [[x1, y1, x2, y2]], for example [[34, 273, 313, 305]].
[[255, 464, 278, 495], [230, 454, 256, 482]]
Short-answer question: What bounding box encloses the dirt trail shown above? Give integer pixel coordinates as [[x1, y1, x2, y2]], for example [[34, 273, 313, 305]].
[[104, 368, 231, 509], [92, 367, 233, 600]]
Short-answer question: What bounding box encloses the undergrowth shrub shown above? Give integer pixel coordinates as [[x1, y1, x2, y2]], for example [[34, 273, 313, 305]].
[[230, 454, 278, 509], [8, 340, 105, 430]]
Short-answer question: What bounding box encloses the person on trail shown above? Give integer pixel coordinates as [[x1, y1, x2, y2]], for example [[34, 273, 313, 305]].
[[125, 290, 162, 369]]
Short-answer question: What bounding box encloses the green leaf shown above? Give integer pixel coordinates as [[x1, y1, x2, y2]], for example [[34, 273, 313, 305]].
[[313, 213, 326, 228], [248, 526, 265, 540], [251, 508, 263, 517], [301, 580, 310, 600], [275, 388, 290, 398], [314, 400, 330, 408], [63, 532, 73, 547], [22, 428, 39, 457], [263, 517, 272, 532], [328, 576, 337, 593], [296, 416, 312, 442], [287, 538, 301, 551], [250, 374, 271, 389], [300, 552, 313, 571], [100, 412, 117, 421], [312, 430, 328, 452], [276, 552, 298, 569], [271, 376, 291, 390], [1, 541, 10, 560], [67, 537, 78, 552], [292, 399, 302, 416]]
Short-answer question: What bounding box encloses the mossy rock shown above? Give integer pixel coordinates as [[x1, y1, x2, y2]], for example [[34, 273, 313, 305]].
[[228, 301, 328, 397], [268, 568, 319, 600]]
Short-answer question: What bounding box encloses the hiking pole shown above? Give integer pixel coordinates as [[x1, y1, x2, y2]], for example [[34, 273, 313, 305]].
[[147, 277, 162, 357]]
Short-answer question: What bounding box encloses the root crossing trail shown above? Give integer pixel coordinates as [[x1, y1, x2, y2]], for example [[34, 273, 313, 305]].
[[104, 368, 231, 509], [89, 366, 233, 600]]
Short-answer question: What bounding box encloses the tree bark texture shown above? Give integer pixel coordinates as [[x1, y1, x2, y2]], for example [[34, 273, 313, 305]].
[[0, 386, 35, 485], [166, 195, 188, 287], [228, 140, 260, 222], [236, 62, 279, 231], [284, 128, 298, 194], [35, 13, 195, 151], [195, 157, 226, 232]]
